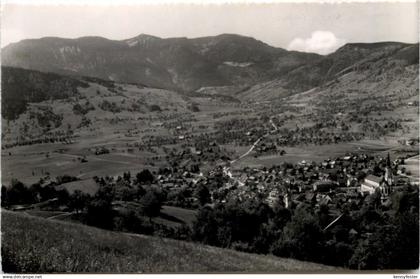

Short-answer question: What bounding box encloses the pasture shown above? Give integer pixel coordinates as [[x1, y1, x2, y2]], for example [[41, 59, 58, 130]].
[[231, 140, 399, 169], [400, 155, 420, 179], [158, 205, 197, 227], [113, 201, 197, 228], [1, 134, 163, 186]]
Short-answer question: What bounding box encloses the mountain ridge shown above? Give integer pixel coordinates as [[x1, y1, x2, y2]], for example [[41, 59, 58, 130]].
[[1, 33, 320, 91], [2, 33, 418, 93]]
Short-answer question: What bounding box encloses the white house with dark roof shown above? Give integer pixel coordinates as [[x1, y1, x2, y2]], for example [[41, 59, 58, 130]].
[[361, 173, 394, 196]]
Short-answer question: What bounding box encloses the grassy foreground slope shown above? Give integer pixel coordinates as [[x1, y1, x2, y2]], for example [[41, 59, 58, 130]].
[[1, 210, 339, 273]]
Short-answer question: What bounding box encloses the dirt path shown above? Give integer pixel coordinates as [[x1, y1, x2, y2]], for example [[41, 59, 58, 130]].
[[230, 116, 278, 165], [226, 116, 279, 186], [269, 118, 278, 131], [230, 137, 262, 164], [48, 212, 75, 220]]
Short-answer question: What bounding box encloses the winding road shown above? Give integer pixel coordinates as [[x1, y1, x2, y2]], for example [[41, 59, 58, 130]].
[[224, 116, 280, 185], [230, 116, 279, 165], [230, 137, 263, 164]]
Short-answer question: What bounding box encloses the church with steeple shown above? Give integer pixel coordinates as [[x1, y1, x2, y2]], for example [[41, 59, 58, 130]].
[[360, 153, 395, 196]]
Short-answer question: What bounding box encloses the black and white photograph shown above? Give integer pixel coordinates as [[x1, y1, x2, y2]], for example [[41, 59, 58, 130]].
[[0, 0, 419, 275]]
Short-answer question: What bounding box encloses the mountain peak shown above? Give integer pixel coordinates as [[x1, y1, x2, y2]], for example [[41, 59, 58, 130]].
[[132, 34, 161, 40], [195, 33, 262, 44], [124, 34, 161, 47]]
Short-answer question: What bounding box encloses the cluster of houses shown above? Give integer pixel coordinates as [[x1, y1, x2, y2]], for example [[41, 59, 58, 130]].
[[204, 153, 416, 213], [144, 149, 418, 214]]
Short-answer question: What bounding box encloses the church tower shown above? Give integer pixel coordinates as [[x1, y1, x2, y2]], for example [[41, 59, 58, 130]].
[[383, 153, 394, 195], [283, 190, 290, 209]]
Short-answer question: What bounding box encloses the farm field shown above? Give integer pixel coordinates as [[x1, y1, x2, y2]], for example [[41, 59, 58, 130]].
[[400, 155, 420, 179], [1, 210, 340, 273], [59, 179, 99, 195], [1, 133, 163, 185], [159, 205, 197, 227], [21, 204, 197, 228], [230, 140, 403, 169], [113, 201, 198, 228], [1, 146, 152, 185]]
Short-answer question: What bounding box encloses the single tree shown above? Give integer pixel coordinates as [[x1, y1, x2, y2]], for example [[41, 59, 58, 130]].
[[140, 190, 162, 222]]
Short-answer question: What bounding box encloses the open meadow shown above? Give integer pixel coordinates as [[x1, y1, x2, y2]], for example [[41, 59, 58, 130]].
[[2, 210, 340, 273]]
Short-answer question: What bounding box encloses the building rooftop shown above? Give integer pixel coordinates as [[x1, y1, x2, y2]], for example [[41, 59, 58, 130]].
[[365, 175, 382, 184]]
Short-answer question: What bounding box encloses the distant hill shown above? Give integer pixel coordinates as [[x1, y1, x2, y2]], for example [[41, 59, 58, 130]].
[[236, 42, 419, 101], [2, 34, 321, 91], [1, 66, 88, 120], [0, 66, 196, 146], [281, 42, 418, 91], [2, 210, 340, 273]]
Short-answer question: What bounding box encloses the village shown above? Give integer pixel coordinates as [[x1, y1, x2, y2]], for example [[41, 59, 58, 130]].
[[154, 150, 418, 215]]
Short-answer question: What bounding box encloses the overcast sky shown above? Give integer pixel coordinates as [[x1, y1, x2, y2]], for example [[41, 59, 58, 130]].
[[1, 2, 418, 54]]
